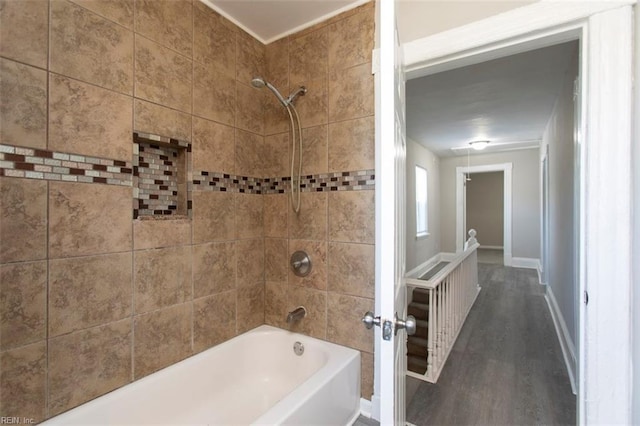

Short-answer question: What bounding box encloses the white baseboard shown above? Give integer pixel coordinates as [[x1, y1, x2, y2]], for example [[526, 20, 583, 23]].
[[479, 245, 504, 250], [544, 285, 577, 395], [511, 257, 540, 270], [359, 398, 372, 418]]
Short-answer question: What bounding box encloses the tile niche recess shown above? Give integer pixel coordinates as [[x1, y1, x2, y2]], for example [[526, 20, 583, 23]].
[[133, 132, 192, 219]]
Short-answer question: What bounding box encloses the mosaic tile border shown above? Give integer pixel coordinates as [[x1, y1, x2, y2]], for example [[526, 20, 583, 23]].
[[0, 143, 375, 197], [191, 169, 375, 194], [0, 144, 133, 186]]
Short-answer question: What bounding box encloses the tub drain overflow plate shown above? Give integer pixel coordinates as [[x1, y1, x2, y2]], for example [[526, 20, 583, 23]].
[[293, 341, 304, 356]]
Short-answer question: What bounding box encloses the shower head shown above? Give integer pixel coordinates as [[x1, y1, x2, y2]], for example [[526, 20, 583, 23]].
[[250, 76, 288, 107], [251, 77, 266, 89]]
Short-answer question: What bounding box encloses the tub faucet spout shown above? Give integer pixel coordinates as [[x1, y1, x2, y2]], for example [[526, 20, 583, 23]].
[[287, 306, 307, 323]]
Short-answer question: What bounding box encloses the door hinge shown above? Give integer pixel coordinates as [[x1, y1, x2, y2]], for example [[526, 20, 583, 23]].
[[584, 291, 589, 305]]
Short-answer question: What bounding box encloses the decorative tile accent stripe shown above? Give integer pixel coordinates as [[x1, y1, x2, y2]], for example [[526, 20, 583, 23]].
[[262, 170, 375, 194], [133, 132, 192, 219], [192, 171, 263, 194], [191, 169, 375, 194], [0, 144, 132, 186]]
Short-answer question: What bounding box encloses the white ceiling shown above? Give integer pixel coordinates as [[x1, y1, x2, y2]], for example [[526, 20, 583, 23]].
[[406, 41, 578, 157], [201, 0, 369, 44]]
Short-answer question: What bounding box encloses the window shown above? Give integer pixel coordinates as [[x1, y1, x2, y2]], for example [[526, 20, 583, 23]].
[[415, 165, 428, 237]]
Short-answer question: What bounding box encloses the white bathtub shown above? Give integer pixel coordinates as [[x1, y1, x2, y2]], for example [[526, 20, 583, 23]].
[[42, 325, 361, 425]]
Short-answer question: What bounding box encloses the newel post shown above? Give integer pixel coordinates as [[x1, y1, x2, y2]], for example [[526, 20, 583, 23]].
[[464, 229, 477, 250]]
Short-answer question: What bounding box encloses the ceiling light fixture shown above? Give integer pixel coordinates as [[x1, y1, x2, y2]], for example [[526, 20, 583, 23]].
[[470, 140, 490, 151]]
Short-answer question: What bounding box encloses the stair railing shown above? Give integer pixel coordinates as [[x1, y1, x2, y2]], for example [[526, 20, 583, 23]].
[[406, 229, 481, 383]]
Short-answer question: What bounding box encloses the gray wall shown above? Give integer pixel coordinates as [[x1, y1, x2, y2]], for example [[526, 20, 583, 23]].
[[439, 149, 540, 258], [406, 139, 441, 271], [466, 171, 504, 247], [541, 49, 578, 348]]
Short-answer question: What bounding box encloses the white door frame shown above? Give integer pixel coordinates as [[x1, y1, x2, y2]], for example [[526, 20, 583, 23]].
[[403, 2, 634, 423], [456, 163, 512, 265]]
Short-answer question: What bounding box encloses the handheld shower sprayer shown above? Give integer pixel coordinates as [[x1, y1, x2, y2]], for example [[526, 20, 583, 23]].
[[251, 77, 306, 213]]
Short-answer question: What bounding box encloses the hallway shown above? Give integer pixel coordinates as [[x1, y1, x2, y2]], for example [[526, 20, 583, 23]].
[[406, 263, 575, 425]]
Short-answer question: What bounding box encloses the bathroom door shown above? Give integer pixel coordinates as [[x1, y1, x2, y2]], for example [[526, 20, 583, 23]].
[[374, 0, 408, 423]]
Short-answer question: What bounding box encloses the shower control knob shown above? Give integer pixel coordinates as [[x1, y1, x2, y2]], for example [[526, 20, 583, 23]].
[[362, 311, 381, 330]]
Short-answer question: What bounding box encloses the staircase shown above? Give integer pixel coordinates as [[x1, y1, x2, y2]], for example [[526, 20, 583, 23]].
[[407, 288, 430, 375]]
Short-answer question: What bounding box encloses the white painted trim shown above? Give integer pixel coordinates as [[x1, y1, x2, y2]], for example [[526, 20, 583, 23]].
[[511, 257, 540, 270], [403, 0, 634, 78], [198, 0, 371, 45], [545, 285, 577, 395], [359, 398, 372, 419], [439, 252, 458, 262], [405, 253, 441, 279], [455, 163, 513, 266], [479, 245, 503, 250]]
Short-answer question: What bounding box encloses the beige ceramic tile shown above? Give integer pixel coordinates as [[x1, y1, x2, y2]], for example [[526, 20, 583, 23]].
[[50, 0, 133, 95], [192, 191, 235, 243], [264, 194, 288, 238], [328, 190, 375, 244], [264, 92, 290, 136], [328, 7, 374, 71], [235, 129, 264, 178], [288, 239, 327, 291], [193, 5, 236, 79], [289, 192, 327, 241], [264, 281, 287, 329], [293, 78, 327, 129], [192, 241, 236, 298], [328, 242, 375, 299], [328, 116, 374, 172], [134, 303, 191, 378], [193, 63, 235, 126], [71, 0, 134, 28], [328, 63, 374, 122], [0, 261, 47, 350], [0, 177, 47, 263], [299, 125, 328, 175], [49, 182, 132, 258], [0, 0, 48, 68], [265, 238, 288, 282], [263, 133, 289, 178], [361, 351, 374, 400], [265, 37, 289, 91], [236, 82, 264, 135], [49, 319, 131, 416], [49, 74, 133, 162], [237, 282, 264, 333], [236, 31, 265, 84], [236, 238, 264, 286], [49, 252, 132, 337], [290, 28, 327, 84], [134, 99, 192, 141], [134, 246, 192, 314], [0, 58, 47, 149], [286, 286, 326, 339], [327, 292, 374, 352], [135, 35, 192, 113], [133, 218, 191, 250], [235, 193, 263, 239], [0, 341, 47, 422], [193, 290, 236, 352], [192, 116, 235, 173], [135, 0, 192, 57]]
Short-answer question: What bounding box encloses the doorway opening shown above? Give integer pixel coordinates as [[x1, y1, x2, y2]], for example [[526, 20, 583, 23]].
[[466, 170, 504, 264]]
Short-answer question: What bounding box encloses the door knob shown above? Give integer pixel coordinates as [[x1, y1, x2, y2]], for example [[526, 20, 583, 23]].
[[362, 311, 381, 329], [395, 313, 416, 336]]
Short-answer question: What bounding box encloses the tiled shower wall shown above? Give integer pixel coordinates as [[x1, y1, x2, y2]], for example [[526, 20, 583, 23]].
[[0, 0, 375, 422], [261, 2, 376, 400]]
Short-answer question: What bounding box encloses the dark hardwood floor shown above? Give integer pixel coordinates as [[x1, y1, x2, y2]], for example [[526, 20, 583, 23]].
[[406, 263, 576, 426]]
